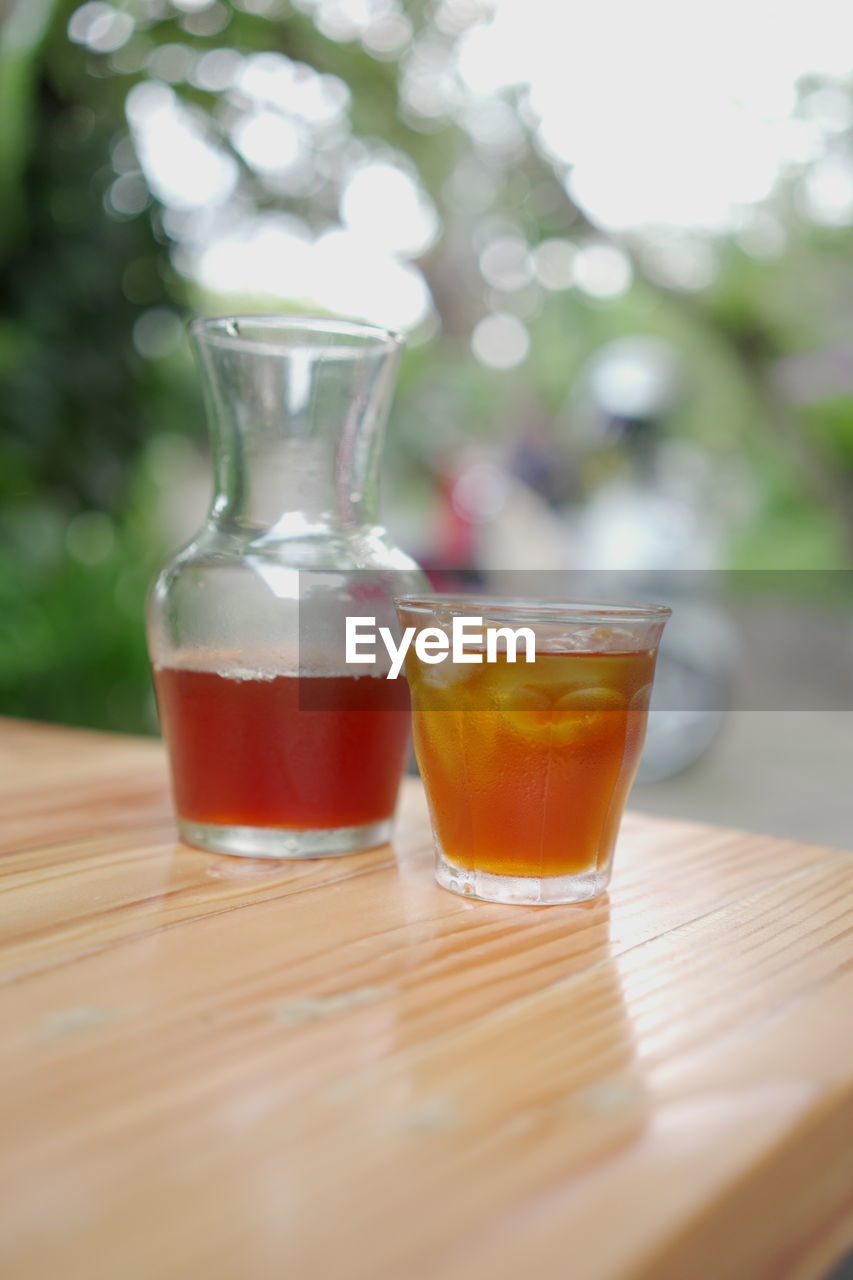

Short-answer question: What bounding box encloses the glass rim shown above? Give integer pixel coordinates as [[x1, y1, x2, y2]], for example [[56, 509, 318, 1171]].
[[188, 313, 405, 358], [395, 594, 672, 625]]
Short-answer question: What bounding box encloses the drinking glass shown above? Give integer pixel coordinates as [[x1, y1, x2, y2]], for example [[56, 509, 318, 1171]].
[[396, 596, 671, 904]]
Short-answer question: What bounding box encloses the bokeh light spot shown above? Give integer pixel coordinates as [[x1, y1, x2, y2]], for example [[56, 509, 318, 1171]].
[[126, 82, 239, 209], [146, 43, 197, 84], [232, 111, 303, 173], [133, 308, 185, 360], [531, 238, 575, 291], [181, 2, 230, 35], [471, 312, 530, 369], [341, 162, 439, 257], [66, 511, 116, 566], [573, 244, 632, 300], [362, 14, 413, 57], [478, 236, 531, 291], [68, 3, 134, 53], [106, 172, 149, 218], [190, 48, 243, 92]]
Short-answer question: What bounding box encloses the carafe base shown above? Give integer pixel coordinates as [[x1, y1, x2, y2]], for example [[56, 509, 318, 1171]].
[[178, 817, 393, 860]]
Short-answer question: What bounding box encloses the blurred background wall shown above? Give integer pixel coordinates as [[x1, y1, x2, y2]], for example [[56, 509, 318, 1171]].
[[1, 0, 852, 840]]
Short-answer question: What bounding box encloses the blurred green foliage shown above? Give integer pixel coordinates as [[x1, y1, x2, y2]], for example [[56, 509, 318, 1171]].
[[1, 0, 852, 733]]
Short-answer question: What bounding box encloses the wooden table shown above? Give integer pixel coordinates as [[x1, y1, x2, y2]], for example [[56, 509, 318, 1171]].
[[2, 718, 852, 1280]]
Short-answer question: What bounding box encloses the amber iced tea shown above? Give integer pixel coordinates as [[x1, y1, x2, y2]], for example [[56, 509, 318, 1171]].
[[398, 599, 670, 905], [154, 665, 410, 847]]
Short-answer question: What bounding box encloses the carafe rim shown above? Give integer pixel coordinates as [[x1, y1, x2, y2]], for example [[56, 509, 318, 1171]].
[[188, 313, 405, 360]]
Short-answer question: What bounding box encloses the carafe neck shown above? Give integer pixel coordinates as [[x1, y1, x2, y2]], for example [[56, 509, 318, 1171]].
[[191, 316, 404, 537]]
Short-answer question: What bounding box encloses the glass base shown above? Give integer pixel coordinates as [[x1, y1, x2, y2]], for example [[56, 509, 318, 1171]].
[[178, 817, 393, 860], [435, 848, 610, 906]]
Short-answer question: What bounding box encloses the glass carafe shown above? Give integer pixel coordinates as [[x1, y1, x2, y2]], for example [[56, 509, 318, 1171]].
[[147, 315, 424, 859]]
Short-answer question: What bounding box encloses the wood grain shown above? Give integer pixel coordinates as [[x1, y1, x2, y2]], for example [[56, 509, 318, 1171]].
[[0, 717, 851, 1280]]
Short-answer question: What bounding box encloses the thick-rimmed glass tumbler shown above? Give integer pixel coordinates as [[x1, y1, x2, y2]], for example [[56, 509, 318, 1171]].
[[396, 597, 671, 905]]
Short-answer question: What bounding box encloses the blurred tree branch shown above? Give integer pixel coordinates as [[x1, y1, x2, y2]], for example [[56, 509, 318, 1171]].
[[0, 0, 61, 257]]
